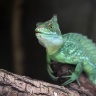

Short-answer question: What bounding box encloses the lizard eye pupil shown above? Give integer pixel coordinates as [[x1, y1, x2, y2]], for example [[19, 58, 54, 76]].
[[48, 23, 53, 29]]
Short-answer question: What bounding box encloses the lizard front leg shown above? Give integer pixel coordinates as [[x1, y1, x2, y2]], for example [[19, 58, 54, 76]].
[[47, 54, 58, 81], [61, 63, 83, 86]]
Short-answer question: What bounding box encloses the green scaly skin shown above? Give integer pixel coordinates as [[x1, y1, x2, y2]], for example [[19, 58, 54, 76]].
[[35, 15, 96, 86]]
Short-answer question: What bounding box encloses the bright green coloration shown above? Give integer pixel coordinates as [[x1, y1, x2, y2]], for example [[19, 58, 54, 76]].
[[35, 15, 96, 86]]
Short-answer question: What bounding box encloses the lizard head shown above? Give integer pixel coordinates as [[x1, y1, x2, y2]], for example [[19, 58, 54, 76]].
[[35, 15, 63, 55], [35, 15, 61, 35]]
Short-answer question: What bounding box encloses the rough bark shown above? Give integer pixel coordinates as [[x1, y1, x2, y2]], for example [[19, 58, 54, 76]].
[[52, 63, 96, 96], [0, 69, 79, 96]]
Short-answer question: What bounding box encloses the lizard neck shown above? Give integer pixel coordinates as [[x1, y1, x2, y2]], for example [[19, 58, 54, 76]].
[[44, 35, 63, 55], [46, 41, 63, 55]]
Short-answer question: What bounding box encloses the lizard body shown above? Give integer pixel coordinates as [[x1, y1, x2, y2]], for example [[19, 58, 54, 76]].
[[35, 15, 96, 86]]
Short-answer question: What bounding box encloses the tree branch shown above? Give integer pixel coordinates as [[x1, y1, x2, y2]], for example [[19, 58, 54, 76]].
[[0, 69, 79, 96]]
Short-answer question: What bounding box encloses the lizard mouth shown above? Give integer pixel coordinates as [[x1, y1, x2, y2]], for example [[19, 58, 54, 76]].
[[35, 28, 50, 35], [35, 29, 40, 33], [36, 32, 41, 34], [35, 31, 48, 35], [35, 29, 46, 35], [35, 28, 56, 35], [35, 30, 42, 36]]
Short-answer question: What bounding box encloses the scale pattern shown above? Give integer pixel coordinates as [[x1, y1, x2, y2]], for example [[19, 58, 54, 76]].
[[63, 33, 96, 63]]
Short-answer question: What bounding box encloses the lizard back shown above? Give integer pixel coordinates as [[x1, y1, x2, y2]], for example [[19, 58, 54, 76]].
[[62, 33, 96, 64]]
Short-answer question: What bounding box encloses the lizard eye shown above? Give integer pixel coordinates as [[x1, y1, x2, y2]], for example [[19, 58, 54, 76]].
[[48, 23, 53, 29]]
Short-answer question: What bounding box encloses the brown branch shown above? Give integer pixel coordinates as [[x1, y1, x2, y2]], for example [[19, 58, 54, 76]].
[[52, 63, 96, 96], [0, 69, 79, 96]]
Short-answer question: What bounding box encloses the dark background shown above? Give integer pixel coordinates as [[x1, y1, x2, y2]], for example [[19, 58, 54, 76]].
[[0, 0, 96, 84]]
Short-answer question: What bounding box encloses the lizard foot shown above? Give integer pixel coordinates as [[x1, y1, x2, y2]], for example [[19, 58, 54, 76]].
[[47, 66, 58, 81], [48, 64, 54, 73], [61, 72, 80, 86]]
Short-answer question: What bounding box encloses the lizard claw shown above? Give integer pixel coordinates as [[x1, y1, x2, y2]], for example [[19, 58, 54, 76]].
[[61, 72, 80, 86], [48, 64, 54, 73], [47, 69, 58, 81]]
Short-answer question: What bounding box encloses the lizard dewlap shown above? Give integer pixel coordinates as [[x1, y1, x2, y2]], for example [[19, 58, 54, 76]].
[[35, 15, 96, 86]]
